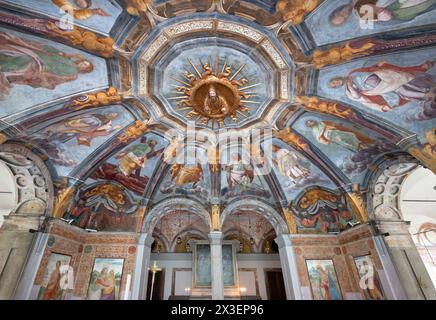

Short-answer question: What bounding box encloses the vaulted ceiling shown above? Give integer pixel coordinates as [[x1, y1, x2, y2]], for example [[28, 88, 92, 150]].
[[0, 0, 435, 235]]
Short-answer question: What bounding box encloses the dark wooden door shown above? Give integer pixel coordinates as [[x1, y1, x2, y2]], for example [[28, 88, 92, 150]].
[[146, 269, 165, 300], [265, 270, 287, 300]]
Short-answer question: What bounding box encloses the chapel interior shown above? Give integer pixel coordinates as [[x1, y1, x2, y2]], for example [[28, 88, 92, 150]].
[[0, 0, 436, 301]]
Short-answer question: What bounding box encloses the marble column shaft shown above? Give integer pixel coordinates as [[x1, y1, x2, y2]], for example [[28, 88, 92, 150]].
[[209, 231, 224, 300]]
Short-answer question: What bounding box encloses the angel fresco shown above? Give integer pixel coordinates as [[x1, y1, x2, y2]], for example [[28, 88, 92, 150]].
[[0, 31, 94, 99], [293, 189, 354, 232], [43, 112, 121, 147], [272, 145, 311, 185], [225, 153, 254, 189], [115, 137, 164, 177], [170, 163, 203, 188], [305, 119, 374, 153], [329, 60, 436, 119], [28, 111, 121, 167], [160, 163, 208, 200], [92, 137, 164, 195], [51, 0, 110, 20], [329, 0, 436, 26]]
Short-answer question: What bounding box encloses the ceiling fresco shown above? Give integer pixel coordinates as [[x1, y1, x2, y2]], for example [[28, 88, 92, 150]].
[[1, 0, 123, 35], [0, 26, 109, 120], [0, 0, 435, 236], [305, 0, 436, 46]]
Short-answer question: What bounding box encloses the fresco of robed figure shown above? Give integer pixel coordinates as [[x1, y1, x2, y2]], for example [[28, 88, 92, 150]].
[[306, 0, 436, 46], [0, 31, 94, 99], [329, 59, 436, 119], [306, 259, 342, 300], [331, 0, 436, 26], [0, 28, 108, 118], [305, 119, 374, 153], [0, 0, 122, 34]]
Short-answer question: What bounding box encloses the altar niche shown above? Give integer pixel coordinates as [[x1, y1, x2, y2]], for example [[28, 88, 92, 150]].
[[190, 240, 240, 298]]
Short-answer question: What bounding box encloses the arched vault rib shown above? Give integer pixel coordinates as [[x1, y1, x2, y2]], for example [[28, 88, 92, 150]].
[[142, 197, 212, 234], [220, 199, 289, 235]]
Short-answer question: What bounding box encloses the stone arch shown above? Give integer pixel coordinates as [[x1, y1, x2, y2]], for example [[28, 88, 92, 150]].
[[0, 143, 54, 228], [223, 228, 255, 253], [169, 229, 208, 252], [0, 143, 54, 299], [220, 199, 288, 235], [150, 234, 170, 253], [259, 229, 279, 254], [142, 197, 212, 234]]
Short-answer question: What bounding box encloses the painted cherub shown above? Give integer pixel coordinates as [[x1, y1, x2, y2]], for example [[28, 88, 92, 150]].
[[52, 0, 110, 20], [66, 87, 122, 110], [46, 21, 115, 58], [125, 0, 152, 16], [276, 0, 320, 25]]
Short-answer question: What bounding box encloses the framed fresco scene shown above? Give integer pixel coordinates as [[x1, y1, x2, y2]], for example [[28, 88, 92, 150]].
[[354, 255, 385, 300], [87, 258, 124, 300], [306, 259, 342, 300], [37, 253, 72, 300]]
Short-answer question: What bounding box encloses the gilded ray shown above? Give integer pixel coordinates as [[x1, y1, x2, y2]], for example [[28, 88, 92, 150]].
[[170, 56, 258, 127], [229, 64, 245, 81], [188, 58, 202, 78]]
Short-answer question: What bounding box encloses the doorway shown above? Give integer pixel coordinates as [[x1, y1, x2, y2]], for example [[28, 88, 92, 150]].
[[146, 269, 165, 300], [264, 269, 286, 300]]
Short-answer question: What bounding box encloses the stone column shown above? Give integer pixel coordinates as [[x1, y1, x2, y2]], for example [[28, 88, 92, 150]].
[[275, 234, 302, 300], [209, 231, 224, 300], [13, 232, 49, 300], [130, 233, 154, 300], [375, 221, 436, 300]]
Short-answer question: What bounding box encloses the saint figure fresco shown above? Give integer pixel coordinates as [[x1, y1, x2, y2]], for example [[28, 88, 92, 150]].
[[28, 111, 121, 167], [87, 258, 123, 300], [306, 260, 342, 300], [330, 0, 436, 26], [51, 0, 110, 20], [115, 137, 163, 177], [225, 153, 254, 189], [38, 253, 71, 300], [0, 31, 94, 98], [272, 145, 311, 185], [354, 255, 385, 300], [305, 120, 374, 153], [329, 60, 436, 118]]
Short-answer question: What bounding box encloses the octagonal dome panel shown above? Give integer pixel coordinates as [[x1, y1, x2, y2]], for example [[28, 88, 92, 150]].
[[157, 40, 272, 128], [134, 14, 294, 130]]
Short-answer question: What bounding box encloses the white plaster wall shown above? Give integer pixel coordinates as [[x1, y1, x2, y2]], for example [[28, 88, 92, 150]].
[[151, 253, 282, 300]]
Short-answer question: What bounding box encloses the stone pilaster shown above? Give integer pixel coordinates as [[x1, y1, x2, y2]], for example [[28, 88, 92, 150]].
[[274, 234, 302, 300], [130, 233, 154, 300], [375, 221, 436, 300]]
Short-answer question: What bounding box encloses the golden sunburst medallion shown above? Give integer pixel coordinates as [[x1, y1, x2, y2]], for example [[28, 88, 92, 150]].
[[169, 56, 260, 128]]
